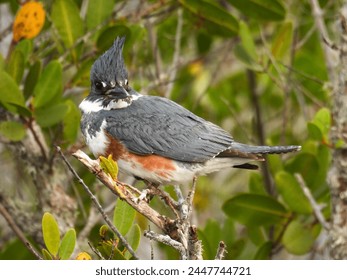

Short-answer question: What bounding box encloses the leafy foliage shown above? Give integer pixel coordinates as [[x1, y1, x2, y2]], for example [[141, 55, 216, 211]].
[[0, 0, 337, 260]]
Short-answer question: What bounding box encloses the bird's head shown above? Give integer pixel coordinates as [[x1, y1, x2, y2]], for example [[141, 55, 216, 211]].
[[89, 37, 131, 104]]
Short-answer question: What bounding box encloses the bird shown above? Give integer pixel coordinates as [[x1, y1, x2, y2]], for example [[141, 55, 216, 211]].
[[79, 37, 300, 185]]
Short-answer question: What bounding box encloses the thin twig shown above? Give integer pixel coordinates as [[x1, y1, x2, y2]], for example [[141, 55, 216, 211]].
[[147, 186, 180, 218], [56, 146, 139, 259], [295, 173, 330, 231], [144, 230, 187, 260], [166, 8, 183, 98], [0, 203, 42, 260], [215, 241, 227, 260], [309, 0, 337, 82], [246, 70, 274, 195], [187, 176, 197, 217], [88, 241, 105, 260], [147, 20, 165, 95]]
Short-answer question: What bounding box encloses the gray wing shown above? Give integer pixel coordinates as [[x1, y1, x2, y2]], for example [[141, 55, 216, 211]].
[[104, 96, 234, 163]]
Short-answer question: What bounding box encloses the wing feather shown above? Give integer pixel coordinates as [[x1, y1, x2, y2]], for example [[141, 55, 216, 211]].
[[104, 96, 233, 163]]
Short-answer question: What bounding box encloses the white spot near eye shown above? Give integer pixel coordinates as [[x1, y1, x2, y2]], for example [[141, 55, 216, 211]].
[[101, 81, 107, 88], [124, 79, 128, 85]]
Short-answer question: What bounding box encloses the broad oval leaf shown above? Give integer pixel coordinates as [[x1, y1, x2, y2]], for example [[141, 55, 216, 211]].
[[51, 0, 84, 48], [113, 199, 136, 237], [229, 0, 285, 21], [96, 25, 131, 52], [124, 224, 141, 259], [42, 248, 53, 260], [42, 212, 60, 256], [179, 0, 239, 36], [63, 100, 80, 144], [86, 0, 115, 30], [271, 22, 293, 60], [15, 39, 33, 62], [24, 60, 42, 100], [7, 49, 24, 84], [254, 241, 272, 260], [0, 121, 26, 141], [222, 193, 288, 226], [35, 102, 68, 128], [33, 60, 62, 108], [285, 153, 320, 190], [58, 229, 76, 260], [282, 220, 314, 255], [275, 171, 312, 214], [0, 70, 25, 112]]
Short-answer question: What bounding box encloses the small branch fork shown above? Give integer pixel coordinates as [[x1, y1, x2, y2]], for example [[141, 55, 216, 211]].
[[60, 149, 210, 259]]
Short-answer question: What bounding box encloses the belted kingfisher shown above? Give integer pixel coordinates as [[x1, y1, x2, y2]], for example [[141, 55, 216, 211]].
[[79, 37, 300, 185]]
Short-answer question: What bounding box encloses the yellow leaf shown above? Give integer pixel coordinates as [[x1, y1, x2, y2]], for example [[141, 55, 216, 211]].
[[99, 154, 118, 180], [13, 1, 46, 42], [75, 252, 92, 260]]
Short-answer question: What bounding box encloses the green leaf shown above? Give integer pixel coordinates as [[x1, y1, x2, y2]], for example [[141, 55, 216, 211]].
[[58, 229, 76, 260], [6, 49, 24, 84], [307, 122, 323, 141], [124, 224, 141, 259], [15, 39, 33, 62], [42, 248, 53, 260], [282, 220, 314, 255], [247, 226, 265, 246], [24, 60, 42, 100], [202, 219, 222, 259], [229, 0, 285, 21], [285, 153, 320, 190], [179, 0, 239, 35], [234, 44, 263, 72], [35, 103, 68, 128], [100, 155, 119, 180], [275, 171, 312, 214], [0, 70, 25, 113], [42, 212, 60, 256], [86, 0, 115, 30], [248, 173, 267, 195], [271, 22, 293, 60], [51, 0, 84, 48], [222, 194, 288, 226], [96, 25, 131, 52], [0, 121, 26, 141], [113, 199, 136, 236], [239, 21, 257, 61], [309, 107, 331, 141], [33, 60, 62, 108], [63, 100, 80, 144], [254, 241, 272, 259]]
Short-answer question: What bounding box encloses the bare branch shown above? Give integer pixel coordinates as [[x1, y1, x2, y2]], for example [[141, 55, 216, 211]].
[[71, 149, 178, 238], [144, 230, 187, 260], [295, 173, 330, 231], [57, 147, 139, 260], [0, 202, 42, 260]]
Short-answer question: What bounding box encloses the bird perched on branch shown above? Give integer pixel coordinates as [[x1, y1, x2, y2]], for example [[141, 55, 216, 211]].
[[79, 37, 300, 185]]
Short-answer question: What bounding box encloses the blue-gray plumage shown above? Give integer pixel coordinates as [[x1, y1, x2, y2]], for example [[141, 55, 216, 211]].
[[79, 37, 300, 184]]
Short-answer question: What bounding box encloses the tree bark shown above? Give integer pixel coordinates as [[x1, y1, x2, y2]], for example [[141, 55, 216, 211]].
[[328, 9, 347, 259]]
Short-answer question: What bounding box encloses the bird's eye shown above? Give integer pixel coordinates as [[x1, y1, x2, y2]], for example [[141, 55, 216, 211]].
[[95, 81, 103, 90], [95, 81, 107, 90]]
